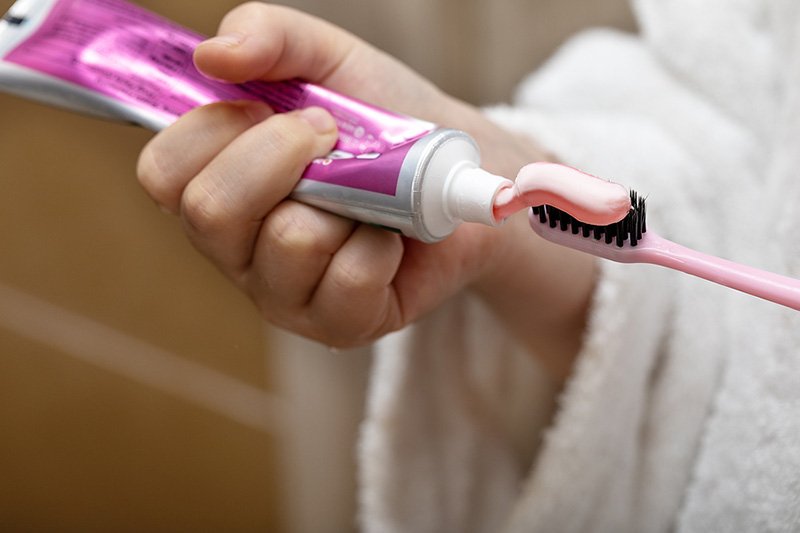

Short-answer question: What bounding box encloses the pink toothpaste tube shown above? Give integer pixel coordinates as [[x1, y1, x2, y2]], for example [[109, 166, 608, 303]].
[[0, 0, 512, 242]]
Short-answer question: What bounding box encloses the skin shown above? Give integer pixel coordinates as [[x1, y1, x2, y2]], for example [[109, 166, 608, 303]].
[[136, 3, 615, 383]]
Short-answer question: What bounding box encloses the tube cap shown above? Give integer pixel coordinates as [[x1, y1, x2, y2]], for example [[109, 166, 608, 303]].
[[445, 165, 513, 226]]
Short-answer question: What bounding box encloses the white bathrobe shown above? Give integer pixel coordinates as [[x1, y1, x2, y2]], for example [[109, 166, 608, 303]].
[[358, 1, 800, 531]]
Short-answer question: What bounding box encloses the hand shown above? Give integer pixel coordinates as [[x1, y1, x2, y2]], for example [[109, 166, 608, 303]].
[[137, 3, 594, 381]]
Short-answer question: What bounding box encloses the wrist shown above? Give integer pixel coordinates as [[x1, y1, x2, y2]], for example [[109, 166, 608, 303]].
[[471, 214, 597, 383]]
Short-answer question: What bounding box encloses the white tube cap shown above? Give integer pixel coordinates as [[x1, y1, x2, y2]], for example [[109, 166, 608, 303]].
[[445, 164, 513, 226]]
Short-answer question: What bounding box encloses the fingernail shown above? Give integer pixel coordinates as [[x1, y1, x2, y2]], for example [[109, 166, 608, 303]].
[[202, 31, 247, 48], [297, 106, 337, 134]]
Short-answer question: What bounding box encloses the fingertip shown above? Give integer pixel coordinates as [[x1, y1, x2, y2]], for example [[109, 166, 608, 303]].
[[193, 39, 231, 81], [296, 106, 338, 135], [275, 108, 338, 160], [194, 32, 269, 83]]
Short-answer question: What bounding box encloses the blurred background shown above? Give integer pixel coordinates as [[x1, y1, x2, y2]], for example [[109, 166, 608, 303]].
[[0, 0, 633, 531]]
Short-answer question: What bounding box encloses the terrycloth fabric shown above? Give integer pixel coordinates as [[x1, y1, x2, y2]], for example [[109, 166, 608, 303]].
[[358, 1, 800, 532]]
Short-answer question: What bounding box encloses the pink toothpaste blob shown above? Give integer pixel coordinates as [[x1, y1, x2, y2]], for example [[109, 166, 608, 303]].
[[492, 162, 632, 225]]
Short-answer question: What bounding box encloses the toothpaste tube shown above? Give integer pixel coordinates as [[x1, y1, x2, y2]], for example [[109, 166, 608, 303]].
[[0, 0, 512, 242]]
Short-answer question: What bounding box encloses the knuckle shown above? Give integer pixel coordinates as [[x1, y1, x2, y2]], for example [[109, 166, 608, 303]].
[[266, 203, 330, 256], [329, 258, 376, 293], [180, 182, 229, 235]]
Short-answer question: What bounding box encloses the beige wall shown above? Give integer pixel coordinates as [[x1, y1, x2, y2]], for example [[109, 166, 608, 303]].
[[0, 0, 633, 531], [280, 0, 635, 105]]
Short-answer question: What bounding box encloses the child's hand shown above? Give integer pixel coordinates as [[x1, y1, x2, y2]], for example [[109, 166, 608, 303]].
[[137, 3, 593, 380]]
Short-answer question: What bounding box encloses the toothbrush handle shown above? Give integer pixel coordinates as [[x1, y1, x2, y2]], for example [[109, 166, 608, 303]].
[[643, 234, 800, 311]]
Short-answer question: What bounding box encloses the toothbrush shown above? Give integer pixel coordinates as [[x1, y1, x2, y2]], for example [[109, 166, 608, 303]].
[[528, 192, 800, 311]]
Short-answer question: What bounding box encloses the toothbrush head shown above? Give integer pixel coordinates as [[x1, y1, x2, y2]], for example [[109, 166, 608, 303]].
[[532, 189, 800, 311], [529, 191, 648, 262]]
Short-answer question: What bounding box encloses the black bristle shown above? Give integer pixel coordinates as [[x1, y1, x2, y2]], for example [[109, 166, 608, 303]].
[[615, 220, 625, 247], [594, 226, 605, 240], [560, 214, 570, 232], [2, 13, 26, 25], [629, 210, 639, 246], [531, 190, 647, 248], [605, 224, 615, 245]]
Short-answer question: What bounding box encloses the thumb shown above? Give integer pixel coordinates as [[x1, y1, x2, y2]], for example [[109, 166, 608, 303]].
[[193, 3, 361, 85]]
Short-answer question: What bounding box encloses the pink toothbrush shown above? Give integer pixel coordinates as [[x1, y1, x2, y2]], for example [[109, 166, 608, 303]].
[[528, 192, 800, 311]]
